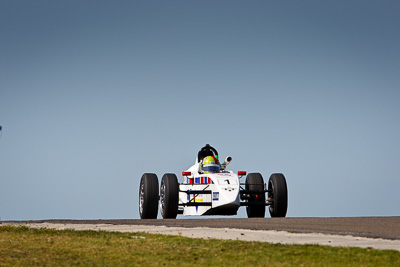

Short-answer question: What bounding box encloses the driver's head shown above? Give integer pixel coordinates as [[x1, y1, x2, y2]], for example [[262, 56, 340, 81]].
[[202, 156, 220, 173]]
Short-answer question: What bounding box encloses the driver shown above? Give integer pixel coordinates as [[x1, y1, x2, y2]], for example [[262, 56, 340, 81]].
[[202, 155, 220, 173]]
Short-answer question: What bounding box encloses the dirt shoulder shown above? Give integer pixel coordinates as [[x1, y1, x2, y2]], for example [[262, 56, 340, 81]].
[[4, 216, 400, 240]]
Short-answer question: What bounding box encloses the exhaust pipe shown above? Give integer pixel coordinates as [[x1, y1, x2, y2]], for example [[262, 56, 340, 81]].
[[221, 156, 232, 169]]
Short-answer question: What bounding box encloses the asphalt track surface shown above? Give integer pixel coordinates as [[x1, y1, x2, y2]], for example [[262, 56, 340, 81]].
[[10, 216, 400, 240]]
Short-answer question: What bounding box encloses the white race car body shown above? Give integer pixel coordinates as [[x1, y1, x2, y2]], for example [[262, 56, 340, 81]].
[[179, 161, 242, 216]]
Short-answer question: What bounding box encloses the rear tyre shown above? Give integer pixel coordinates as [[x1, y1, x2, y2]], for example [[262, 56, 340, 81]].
[[139, 173, 159, 219], [268, 173, 288, 217], [245, 173, 266, 218], [160, 173, 179, 219]]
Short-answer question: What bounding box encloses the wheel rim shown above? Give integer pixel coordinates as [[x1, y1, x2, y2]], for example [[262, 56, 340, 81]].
[[160, 180, 165, 214], [139, 181, 144, 215], [268, 180, 275, 213]]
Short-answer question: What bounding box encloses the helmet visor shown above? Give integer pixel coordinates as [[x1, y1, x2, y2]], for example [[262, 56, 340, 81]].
[[203, 164, 220, 173]]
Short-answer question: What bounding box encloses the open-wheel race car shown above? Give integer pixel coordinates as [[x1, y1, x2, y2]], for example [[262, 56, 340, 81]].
[[139, 144, 288, 219]]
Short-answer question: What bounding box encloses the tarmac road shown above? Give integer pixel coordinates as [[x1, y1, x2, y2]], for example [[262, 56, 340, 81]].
[[18, 216, 400, 240]]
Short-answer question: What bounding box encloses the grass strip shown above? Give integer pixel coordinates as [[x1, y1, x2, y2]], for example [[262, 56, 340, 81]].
[[0, 225, 399, 266]]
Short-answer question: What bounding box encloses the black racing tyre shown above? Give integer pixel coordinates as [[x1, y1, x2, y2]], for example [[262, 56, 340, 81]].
[[139, 173, 159, 219], [160, 173, 179, 219], [268, 173, 288, 217], [245, 173, 266, 218]]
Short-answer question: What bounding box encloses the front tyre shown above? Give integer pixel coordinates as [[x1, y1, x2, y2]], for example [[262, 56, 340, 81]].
[[245, 173, 266, 218], [139, 173, 159, 219], [268, 173, 288, 217], [160, 173, 179, 219]]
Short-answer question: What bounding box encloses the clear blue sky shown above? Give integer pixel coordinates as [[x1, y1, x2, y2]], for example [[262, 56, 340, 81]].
[[1, 1, 399, 220]]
